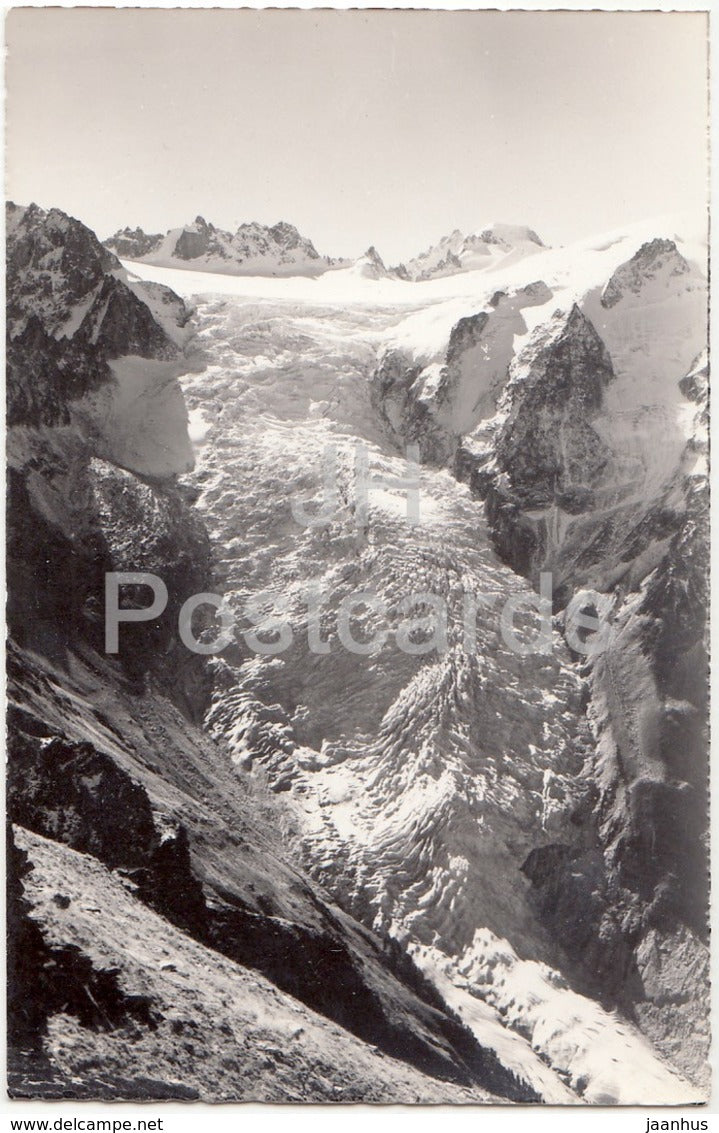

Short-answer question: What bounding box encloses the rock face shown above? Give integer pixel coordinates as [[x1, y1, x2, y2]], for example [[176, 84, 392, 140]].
[[7, 203, 190, 353], [494, 305, 614, 510], [370, 348, 455, 462], [97, 225, 164, 260], [600, 238, 691, 309], [371, 282, 553, 465], [7, 202, 196, 479], [478, 223, 544, 249], [478, 305, 616, 579], [105, 215, 345, 277], [7, 203, 189, 433]]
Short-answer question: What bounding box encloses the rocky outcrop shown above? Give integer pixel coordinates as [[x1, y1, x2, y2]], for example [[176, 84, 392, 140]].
[[493, 305, 614, 511], [7, 203, 184, 357], [371, 282, 553, 466], [370, 348, 458, 462], [7, 202, 197, 479], [396, 229, 468, 280], [351, 245, 398, 280], [100, 226, 164, 260], [172, 216, 219, 261], [477, 224, 544, 249], [7, 717, 208, 935], [472, 305, 616, 592], [7, 827, 180, 1101], [600, 238, 691, 308], [7, 203, 189, 432]]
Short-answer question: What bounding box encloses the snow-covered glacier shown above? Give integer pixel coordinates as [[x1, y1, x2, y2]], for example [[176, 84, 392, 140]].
[[122, 213, 708, 1103]]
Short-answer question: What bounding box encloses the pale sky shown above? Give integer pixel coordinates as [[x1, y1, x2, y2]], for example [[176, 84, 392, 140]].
[[5, 8, 709, 262]]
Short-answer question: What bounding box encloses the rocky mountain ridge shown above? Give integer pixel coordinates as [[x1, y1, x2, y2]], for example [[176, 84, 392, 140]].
[[104, 215, 547, 281], [105, 215, 347, 278]]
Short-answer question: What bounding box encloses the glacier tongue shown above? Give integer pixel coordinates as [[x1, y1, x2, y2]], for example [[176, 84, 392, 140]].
[[157, 240, 703, 1103]]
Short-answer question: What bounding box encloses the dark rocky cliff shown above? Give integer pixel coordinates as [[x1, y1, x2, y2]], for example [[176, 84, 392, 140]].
[[493, 305, 614, 512]]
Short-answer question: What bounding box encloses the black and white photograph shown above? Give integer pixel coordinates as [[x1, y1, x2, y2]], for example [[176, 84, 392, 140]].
[[4, 4, 711, 1116]]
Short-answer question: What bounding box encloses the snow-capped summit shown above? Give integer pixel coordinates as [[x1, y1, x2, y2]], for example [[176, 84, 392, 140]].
[[105, 216, 346, 278], [600, 236, 694, 308], [393, 230, 467, 281], [397, 222, 546, 281], [351, 245, 396, 280], [476, 222, 544, 249]]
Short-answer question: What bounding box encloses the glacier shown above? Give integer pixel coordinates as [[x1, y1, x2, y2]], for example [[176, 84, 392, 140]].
[[120, 212, 708, 1102]]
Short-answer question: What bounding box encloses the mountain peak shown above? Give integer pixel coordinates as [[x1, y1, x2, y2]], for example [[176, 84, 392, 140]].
[[600, 237, 692, 309], [351, 245, 396, 280], [476, 223, 545, 248], [400, 222, 546, 281]]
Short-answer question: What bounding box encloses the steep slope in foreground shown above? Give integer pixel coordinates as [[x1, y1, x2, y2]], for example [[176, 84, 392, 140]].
[[6, 204, 524, 1103], [10, 826, 496, 1103]]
